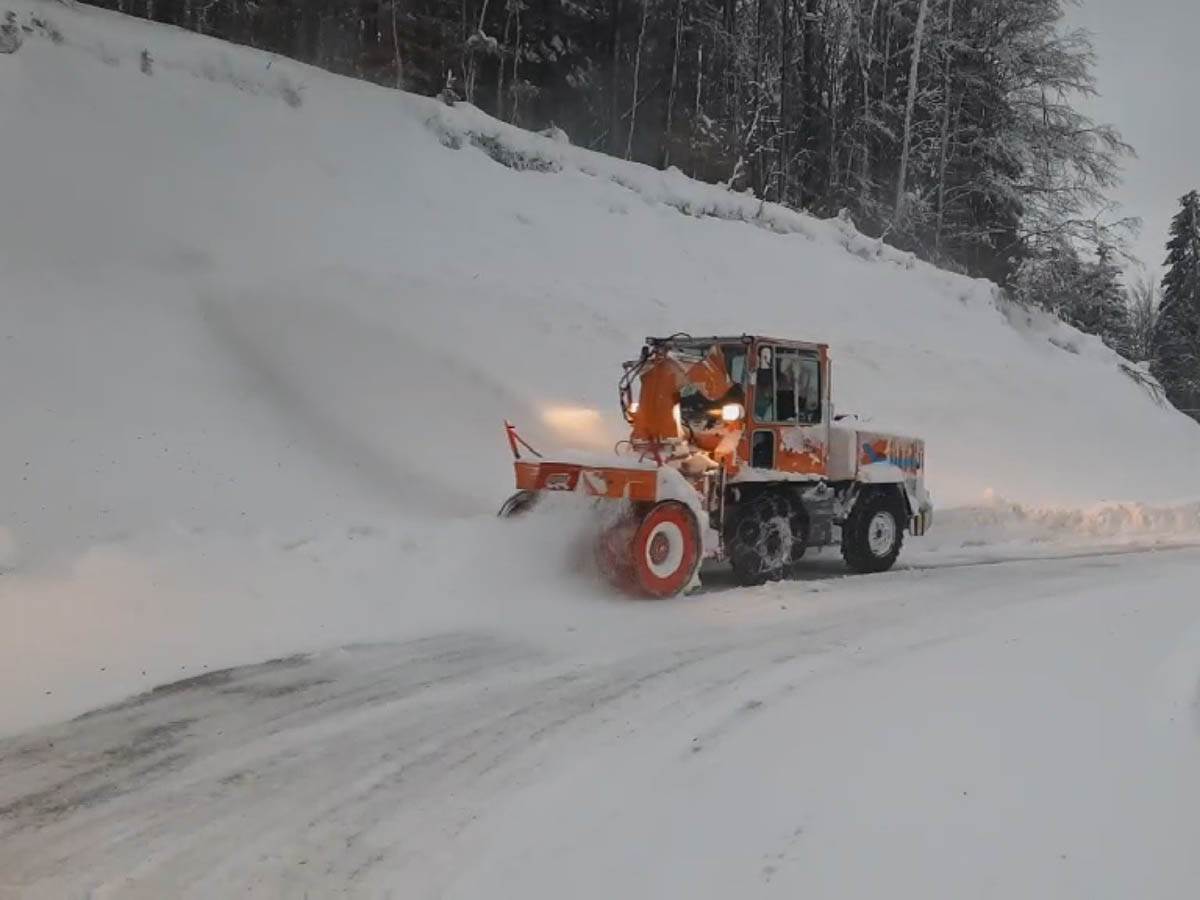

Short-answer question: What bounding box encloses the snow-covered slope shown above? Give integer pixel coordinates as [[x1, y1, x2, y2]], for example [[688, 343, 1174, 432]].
[[2, 0, 1200, 731]]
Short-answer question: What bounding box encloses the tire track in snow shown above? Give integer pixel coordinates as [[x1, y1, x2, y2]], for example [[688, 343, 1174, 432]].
[[0, 626, 820, 895]]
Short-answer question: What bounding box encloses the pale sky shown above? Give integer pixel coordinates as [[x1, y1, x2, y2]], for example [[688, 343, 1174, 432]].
[[1066, 0, 1200, 278]]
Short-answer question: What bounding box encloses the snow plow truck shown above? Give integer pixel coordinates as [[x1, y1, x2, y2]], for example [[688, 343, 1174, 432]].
[[500, 334, 933, 597]]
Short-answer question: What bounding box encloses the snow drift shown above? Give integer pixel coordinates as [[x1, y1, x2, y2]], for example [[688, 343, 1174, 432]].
[[3, 0, 1200, 732]]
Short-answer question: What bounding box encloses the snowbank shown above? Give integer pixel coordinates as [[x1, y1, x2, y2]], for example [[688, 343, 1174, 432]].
[[3, 0, 1200, 731]]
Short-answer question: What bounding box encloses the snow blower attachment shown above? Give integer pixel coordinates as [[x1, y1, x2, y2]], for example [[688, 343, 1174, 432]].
[[501, 335, 933, 598]]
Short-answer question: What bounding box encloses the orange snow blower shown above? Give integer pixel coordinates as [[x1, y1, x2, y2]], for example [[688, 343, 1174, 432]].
[[500, 334, 932, 597]]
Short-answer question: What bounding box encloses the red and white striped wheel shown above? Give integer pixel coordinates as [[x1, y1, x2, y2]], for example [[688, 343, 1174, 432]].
[[631, 501, 701, 598]]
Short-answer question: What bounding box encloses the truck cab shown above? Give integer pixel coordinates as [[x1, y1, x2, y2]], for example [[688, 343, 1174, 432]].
[[644, 334, 931, 577]]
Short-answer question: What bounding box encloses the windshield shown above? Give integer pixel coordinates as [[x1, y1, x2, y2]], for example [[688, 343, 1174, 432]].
[[676, 343, 748, 427]]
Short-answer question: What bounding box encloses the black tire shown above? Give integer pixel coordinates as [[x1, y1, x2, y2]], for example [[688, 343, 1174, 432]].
[[841, 490, 904, 573], [727, 491, 808, 586], [498, 490, 539, 518]]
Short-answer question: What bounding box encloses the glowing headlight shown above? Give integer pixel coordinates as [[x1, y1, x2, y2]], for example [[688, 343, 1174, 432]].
[[721, 402, 745, 422], [672, 403, 682, 427], [628, 400, 640, 414]]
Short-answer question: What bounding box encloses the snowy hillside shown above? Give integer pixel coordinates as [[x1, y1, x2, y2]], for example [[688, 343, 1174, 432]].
[[3, 0, 1200, 732]]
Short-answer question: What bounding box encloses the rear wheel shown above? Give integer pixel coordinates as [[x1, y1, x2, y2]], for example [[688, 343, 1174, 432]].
[[727, 491, 808, 586], [841, 490, 904, 573]]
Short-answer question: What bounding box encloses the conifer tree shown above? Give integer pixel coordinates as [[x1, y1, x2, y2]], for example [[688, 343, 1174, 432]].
[[1073, 244, 1132, 357], [1152, 190, 1200, 417]]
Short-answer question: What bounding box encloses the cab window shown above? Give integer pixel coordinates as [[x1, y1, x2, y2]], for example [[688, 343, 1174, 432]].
[[722, 344, 747, 386], [754, 346, 821, 424]]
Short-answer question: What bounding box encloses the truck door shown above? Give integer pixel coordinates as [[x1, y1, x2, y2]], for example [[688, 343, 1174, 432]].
[[747, 344, 829, 476]]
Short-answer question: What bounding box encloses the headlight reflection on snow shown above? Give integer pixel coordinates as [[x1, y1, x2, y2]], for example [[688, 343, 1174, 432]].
[[540, 405, 612, 449]]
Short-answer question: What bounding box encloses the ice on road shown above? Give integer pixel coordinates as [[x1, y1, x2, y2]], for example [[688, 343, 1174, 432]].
[[3, 547, 1200, 899]]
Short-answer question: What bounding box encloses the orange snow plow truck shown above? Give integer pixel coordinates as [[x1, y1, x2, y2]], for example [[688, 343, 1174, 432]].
[[500, 334, 932, 597]]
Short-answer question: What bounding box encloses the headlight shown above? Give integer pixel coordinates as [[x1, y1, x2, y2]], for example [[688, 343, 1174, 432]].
[[628, 400, 640, 414], [672, 403, 682, 427], [721, 402, 745, 422]]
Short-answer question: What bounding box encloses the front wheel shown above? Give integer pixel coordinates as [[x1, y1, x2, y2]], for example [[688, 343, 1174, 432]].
[[841, 491, 904, 573], [628, 501, 702, 598]]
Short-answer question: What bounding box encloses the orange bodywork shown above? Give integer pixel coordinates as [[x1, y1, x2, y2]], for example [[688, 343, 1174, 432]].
[[514, 461, 659, 502], [630, 357, 685, 443], [691, 422, 742, 464], [775, 427, 829, 475], [777, 443, 827, 475], [685, 345, 734, 403], [630, 346, 733, 444]]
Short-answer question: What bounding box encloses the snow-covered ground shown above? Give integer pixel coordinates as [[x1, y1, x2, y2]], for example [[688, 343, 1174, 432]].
[[3, 2, 1200, 894], [3, 546, 1200, 898]]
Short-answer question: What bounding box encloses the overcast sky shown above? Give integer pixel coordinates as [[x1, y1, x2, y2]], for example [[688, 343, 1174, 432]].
[[1065, 0, 1200, 278]]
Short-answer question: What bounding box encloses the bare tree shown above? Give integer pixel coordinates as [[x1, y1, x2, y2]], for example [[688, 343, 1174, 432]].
[[934, 0, 954, 255], [496, 0, 512, 118], [390, 0, 404, 89], [661, 0, 685, 166], [609, 0, 624, 154], [894, 0, 929, 221], [509, 0, 523, 123], [626, 0, 651, 158], [1127, 275, 1161, 364], [465, 0, 497, 104]]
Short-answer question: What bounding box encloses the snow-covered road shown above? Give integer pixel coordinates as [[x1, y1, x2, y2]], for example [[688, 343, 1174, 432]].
[[3, 547, 1199, 899]]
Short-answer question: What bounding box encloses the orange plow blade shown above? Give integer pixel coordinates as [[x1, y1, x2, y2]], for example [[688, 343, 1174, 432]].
[[513, 460, 659, 503]]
